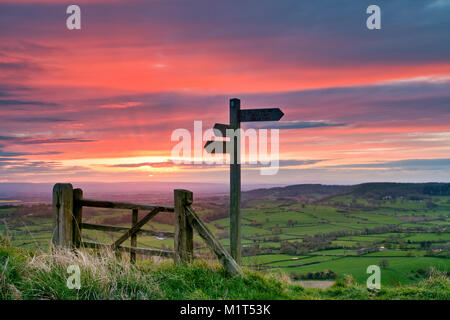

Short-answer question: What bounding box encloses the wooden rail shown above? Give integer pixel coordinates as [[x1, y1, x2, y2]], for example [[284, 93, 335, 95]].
[[80, 223, 174, 238], [82, 241, 174, 258], [52, 184, 242, 276], [79, 198, 174, 212]]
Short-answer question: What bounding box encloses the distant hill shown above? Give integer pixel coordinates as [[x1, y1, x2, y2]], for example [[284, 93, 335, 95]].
[[2, 181, 449, 205], [244, 184, 351, 199], [242, 182, 450, 203], [0, 182, 285, 203], [347, 182, 450, 199]]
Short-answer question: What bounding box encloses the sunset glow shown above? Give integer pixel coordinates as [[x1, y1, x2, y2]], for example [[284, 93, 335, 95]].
[[1, 0, 449, 184]]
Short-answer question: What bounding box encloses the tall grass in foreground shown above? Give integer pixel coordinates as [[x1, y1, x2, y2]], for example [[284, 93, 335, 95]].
[[0, 236, 449, 300]]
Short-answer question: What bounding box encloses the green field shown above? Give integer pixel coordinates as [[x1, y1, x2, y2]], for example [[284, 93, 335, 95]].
[[283, 256, 449, 285]]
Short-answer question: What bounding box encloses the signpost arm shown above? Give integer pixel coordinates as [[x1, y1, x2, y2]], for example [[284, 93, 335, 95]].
[[229, 98, 241, 264]]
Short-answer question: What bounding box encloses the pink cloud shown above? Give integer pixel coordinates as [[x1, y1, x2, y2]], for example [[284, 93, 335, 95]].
[[99, 102, 142, 109]]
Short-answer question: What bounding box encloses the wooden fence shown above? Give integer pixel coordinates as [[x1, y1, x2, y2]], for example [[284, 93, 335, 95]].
[[52, 183, 242, 275]]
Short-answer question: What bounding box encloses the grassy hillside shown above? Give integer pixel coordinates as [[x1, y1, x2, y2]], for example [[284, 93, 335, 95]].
[[0, 237, 448, 300]]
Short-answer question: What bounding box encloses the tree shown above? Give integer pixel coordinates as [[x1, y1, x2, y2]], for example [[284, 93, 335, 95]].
[[379, 259, 389, 269], [426, 201, 437, 210]]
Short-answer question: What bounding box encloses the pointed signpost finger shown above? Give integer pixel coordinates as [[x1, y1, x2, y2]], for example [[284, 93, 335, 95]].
[[204, 140, 229, 154], [240, 108, 284, 122], [213, 123, 233, 137]]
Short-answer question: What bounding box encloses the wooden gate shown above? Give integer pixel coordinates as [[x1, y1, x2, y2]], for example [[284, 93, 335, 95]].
[[52, 184, 242, 275]]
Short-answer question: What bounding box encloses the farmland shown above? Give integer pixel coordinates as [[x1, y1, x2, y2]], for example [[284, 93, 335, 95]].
[[1, 182, 449, 287]]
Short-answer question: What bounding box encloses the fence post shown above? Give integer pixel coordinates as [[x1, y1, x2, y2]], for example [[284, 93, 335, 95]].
[[130, 208, 138, 264], [52, 183, 74, 248], [73, 188, 83, 248], [174, 189, 193, 263]]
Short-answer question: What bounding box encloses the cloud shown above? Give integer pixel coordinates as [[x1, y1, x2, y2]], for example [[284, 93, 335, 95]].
[[326, 158, 450, 170], [0, 159, 92, 176], [247, 120, 346, 130], [0, 0, 124, 3], [0, 99, 59, 107], [0, 84, 32, 97], [0, 150, 27, 157], [1, 1, 449, 72], [108, 161, 175, 168], [428, 0, 450, 8], [0, 149, 62, 157], [0, 61, 41, 72], [0, 136, 95, 145], [108, 161, 219, 169], [99, 102, 142, 109], [7, 117, 73, 123], [107, 159, 323, 169], [0, 157, 27, 161], [244, 159, 323, 168], [241, 79, 450, 125]]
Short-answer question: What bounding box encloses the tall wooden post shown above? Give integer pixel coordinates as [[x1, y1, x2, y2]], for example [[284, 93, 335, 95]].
[[52, 183, 74, 248], [229, 98, 241, 264], [205, 99, 283, 265], [130, 208, 138, 264], [73, 188, 83, 248], [174, 189, 194, 263]]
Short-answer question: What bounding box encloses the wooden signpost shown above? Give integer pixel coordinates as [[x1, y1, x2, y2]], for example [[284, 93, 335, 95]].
[[204, 98, 284, 264]]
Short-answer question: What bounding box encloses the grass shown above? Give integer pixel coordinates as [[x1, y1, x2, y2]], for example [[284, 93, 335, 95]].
[[0, 237, 449, 300]]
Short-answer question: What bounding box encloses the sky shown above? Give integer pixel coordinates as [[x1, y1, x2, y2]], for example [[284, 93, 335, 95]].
[[0, 0, 449, 185]]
